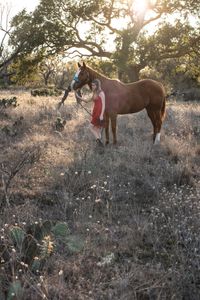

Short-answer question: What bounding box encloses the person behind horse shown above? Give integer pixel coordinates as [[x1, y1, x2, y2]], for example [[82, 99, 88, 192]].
[[76, 79, 105, 147]]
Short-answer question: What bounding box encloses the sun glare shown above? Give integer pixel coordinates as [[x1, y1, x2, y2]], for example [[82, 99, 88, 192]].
[[133, 0, 148, 16]]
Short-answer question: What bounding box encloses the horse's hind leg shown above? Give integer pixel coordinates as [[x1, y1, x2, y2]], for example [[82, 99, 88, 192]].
[[110, 113, 117, 144], [154, 115, 162, 144], [146, 108, 162, 144], [105, 113, 110, 145]]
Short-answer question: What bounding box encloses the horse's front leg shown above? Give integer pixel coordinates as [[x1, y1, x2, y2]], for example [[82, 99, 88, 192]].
[[105, 113, 110, 145], [110, 114, 117, 144]]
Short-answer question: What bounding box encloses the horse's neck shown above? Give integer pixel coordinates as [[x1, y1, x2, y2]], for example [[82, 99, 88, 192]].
[[88, 67, 123, 93], [88, 68, 108, 83]]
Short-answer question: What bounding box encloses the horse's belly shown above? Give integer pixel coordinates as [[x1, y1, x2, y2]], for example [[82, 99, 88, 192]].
[[118, 108, 143, 114], [105, 95, 147, 114], [117, 102, 145, 114]]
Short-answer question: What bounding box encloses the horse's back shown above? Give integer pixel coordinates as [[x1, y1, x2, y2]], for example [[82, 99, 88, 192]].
[[134, 79, 165, 93]]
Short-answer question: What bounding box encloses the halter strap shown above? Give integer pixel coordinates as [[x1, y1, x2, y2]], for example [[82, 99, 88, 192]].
[[73, 74, 80, 82], [73, 69, 91, 85]]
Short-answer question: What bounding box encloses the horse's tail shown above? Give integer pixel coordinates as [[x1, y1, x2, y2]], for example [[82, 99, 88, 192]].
[[161, 96, 166, 121]]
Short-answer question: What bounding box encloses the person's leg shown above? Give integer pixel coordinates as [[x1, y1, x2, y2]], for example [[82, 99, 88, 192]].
[[89, 124, 100, 139], [89, 124, 104, 146], [96, 127, 102, 140]]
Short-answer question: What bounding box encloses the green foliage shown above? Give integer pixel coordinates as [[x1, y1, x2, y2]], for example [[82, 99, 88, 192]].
[[54, 117, 67, 131], [52, 222, 84, 253], [0, 0, 196, 85], [11, 0, 196, 74], [138, 21, 198, 62], [139, 66, 162, 81], [31, 87, 62, 97], [26, 220, 52, 240], [0, 219, 85, 296], [87, 57, 117, 78], [9, 225, 25, 249], [65, 235, 84, 253], [0, 97, 18, 108], [52, 221, 70, 237], [10, 54, 42, 84], [22, 234, 38, 263], [151, 56, 200, 93], [0, 0, 198, 86], [4, 220, 83, 268], [30, 256, 45, 272]]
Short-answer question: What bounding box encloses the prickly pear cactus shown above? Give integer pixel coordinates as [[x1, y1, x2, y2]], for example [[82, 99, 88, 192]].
[[52, 222, 84, 253], [22, 234, 38, 263], [7, 280, 23, 300], [52, 222, 70, 238], [31, 256, 43, 272], [9, 226, 25, 249], [65, 235, 84, 253], [26, 220, 52, 240], [4, 220, 84, 285], [40, 235, 54, 258]]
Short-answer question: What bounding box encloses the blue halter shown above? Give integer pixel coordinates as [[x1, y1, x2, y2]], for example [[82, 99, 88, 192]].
[[73, 74, 80, 82]]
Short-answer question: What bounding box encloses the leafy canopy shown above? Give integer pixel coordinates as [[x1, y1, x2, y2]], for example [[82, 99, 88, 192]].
[[8, 0, 200, 80]]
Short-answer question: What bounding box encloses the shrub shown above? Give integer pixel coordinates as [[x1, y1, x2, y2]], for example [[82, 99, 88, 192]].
[[0, 96, 18, 108], [31, 88, 62, 97]]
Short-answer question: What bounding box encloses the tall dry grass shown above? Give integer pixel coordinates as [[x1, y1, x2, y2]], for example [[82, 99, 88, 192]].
[[0, 90, 199, 299]]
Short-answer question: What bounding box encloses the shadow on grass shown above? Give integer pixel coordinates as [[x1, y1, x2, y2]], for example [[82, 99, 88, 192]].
[[0, 95, 200, 299]]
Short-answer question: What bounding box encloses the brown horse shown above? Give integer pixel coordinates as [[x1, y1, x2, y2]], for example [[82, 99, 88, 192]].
[[71, 62, 166, 145]]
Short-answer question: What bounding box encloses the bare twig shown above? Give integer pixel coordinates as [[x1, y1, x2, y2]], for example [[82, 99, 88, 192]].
[[0, 146, 41, 206]]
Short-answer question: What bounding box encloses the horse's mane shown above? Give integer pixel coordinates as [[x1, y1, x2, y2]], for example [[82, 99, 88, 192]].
[[86, 65, 112, 81]]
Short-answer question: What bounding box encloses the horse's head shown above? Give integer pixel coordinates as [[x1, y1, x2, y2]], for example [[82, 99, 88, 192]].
[[70, 62, 91, 91]]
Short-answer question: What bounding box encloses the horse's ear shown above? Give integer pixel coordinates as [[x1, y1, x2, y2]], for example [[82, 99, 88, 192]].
[[83, 62, 86, 68], [78, 62, 81, 68]]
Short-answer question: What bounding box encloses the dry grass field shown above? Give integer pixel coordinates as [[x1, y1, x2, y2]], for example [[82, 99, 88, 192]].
[[0, 90, 200, 299]]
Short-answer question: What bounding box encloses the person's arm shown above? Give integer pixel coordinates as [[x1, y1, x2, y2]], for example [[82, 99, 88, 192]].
[[75, 92, 92, 103], [99, 91, 105, 120]]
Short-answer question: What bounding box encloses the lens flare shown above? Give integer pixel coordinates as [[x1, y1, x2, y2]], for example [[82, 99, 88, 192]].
[[133, 0, 148, 15]]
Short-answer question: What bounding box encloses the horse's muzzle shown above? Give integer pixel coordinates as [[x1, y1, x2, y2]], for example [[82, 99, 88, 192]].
[[71, 81, 81, 91]]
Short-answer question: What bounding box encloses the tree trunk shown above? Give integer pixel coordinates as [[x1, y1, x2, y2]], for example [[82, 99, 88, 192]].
[[126, 65, 142, 82], [44, 73, 50, 86], [118, 69, 124, 81], [117, 64, 142, 83]]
